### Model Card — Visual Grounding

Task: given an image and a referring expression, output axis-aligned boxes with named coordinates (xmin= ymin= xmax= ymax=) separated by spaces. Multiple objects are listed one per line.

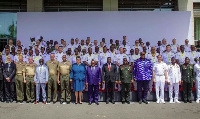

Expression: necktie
xmin=8 ymin=63 xmax=10 ymax=71
xmin=108 ymin=64 xmax=111 ymax=71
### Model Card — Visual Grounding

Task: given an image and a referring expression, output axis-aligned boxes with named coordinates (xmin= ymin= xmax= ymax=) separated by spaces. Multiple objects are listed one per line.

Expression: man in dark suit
xmin=86 ymin=60 xmax=102 ymax=105
xmin=3 ymin=56 xmax=16 ymax=103
xmin=0 ymin=55 xmax=4 ymax=102
xmin=102 ymin=57 xmax=118 ymax=104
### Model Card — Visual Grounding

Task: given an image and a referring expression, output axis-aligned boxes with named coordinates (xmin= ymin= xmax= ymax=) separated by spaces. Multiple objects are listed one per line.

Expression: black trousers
xmin=4 ymin=82 xmax=15 ymax=101
xmin=105 ymin=80 xmax=115 ymax=102
xmin=0 ymin=80 xmax=3 ymax=99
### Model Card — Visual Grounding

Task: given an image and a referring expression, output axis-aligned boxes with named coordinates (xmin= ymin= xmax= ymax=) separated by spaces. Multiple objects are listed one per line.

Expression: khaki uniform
xmin=58 ymin=61 xmax=72 ymax=102
xmin=119 ymin=65 xmax=133 ymax=102
xmin=46 ymin=60 xmax=59 ymax=102
xmin=23 ymin=63 xmax=37 ymax=102
xmin=15 ymin=61 xmax=26 ymax=101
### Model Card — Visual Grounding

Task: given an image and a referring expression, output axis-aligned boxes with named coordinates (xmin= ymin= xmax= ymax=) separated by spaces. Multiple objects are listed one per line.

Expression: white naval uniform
xmin=171 ymin=44 xmax=179 ymax=54
xmin=184 ymin=44 xmax=191 ymax=52
xmin=168 ymin=63 xmax=181 ymax=102
xmin=189 ymin=51 xmax=200 ymax=65
xmin=99 ymin=52 xmax=112 ymax=69
xmin=33 ymin=55 xmax=43 ymax=65
xmin=162 ymin=51 xmax=175 ymax=65
xmin=160 ymin=44 xmax=167 ymax=54
xmin=194 ymin=63 xmax=200 ymax=102
xmin=153 ymin=61 xmax=168 ymax=102
xmin=55 ymin=52 xmax=65 ymax=62
xmin=175 ymin=51 xmax=190 ymax=65
xmin=119 ymin=45 xmax=131 ymax=54
xmin=83 ymin=53 xmax=99 ymax=66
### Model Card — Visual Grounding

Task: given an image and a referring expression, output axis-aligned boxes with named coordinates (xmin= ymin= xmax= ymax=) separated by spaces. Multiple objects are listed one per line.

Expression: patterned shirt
xmin=133 ymin=58 xmax=153 ymax=81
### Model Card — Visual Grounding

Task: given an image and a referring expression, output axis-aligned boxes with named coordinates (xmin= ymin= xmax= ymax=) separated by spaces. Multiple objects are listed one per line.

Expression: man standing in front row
xmin=57 ymin=55 xmax=72 ymax=104
xmin=181 ymin=57 xmax=195 ymax=103
xmin=34 ymin=59 xmax=48 ymax=104
xmin=133 ymin=52 xmax=153 ymax=104
xmin=119 ymin=58 xmax=133 ymax=104
xmin=102 ymin=57 xmax=117 ymax=104
xmin=3 ymin=56 xmax=16 ymax=103
xmin=86 ymin=60 xmax=102 ymax=105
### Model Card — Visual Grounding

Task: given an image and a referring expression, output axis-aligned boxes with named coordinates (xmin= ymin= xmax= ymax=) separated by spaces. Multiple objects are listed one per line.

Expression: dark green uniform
xmin=180 ymin=64 xmax=195 ymax=102
xmin=119 ymin=65 xmax=133 ymax=102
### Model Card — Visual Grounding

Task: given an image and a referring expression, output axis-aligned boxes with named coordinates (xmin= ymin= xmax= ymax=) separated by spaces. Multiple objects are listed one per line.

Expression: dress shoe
xmin=88 ymin=102 xmax=92 ymax=105
xmin=112 ymin=101 xmax=115 ymax=104
xmin=6 ymin=100 xmax=9 ymax=103
xmin=67 ymin=101 xmax=70 ymax=104
xmin=10 ymin=99 xmax=13 ymax=103
xmin=122 ymin=101 xmax=125 ymax=104
xmin=95 ymin=102 xmax=99 ymax=105
xmin=139 ymin=100 xmax=142 ymax=104
xmin=60 ymin=101 xmax=63 ymax=104
xmin=126 ymin=101 xmax=130 ymax=104
xmin=188 ymin=100 xmax=192 ymax=103
xmin=184 ymin=100 xmax=187 ymax=103
xmin=53 ymin=101 xmax=56 ymax=104
xmin=26 ymin=101 xmax=30 ymax=103
xmin=106 ymin=101 xmax=109 ymax=104
xmin=143 ymin=100 xmax=148 ymax=104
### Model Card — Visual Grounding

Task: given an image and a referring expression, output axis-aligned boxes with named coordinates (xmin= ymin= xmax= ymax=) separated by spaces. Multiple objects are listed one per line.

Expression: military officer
xmin=57 ymin=55 xmax=72 ymax=104
xmin=153 ymin=55 xmax=168 ymax=104
xmin=15 ymin=55 xmax=26 ymax=103
xmin=83 ymin=47 xmax=98 ymax=67
xmin=23 ymin=57 xmax=37 ymax=103
xmin=175 ymin=45 xmax=189 ymax=65
xmin=46 ymin=53 xmax=59 ymax=104
xmin=119 ymin=58 xmax=133 ymax=104
xmin=55 ymin=46 xmax=65 ymax=62
xmin=194 ymin=57 xmax=200 ymax=103
xmin=180 ymin=57 xmax=195 ymax=103
xmin=167 ymin=57 xmax=181 ymax=103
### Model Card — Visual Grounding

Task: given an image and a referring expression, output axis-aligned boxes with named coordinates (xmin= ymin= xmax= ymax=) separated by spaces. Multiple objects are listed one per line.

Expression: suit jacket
xmin=0 ymin=62 xmax=4 ymax=80
xmin=34 ymin=65 xmax=49 ymax=83
xmin=86 ymin=66 xmax=102 ymax=85
xmin=102 ymin=63 xmax=117 ymax=83
xmin=3 ymin=62 xmax=16 ymax=82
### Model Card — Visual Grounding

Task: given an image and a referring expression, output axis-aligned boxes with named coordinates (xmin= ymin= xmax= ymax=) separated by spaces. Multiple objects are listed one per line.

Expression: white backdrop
xmin=17 ymin=11 xmax=191 ymax=47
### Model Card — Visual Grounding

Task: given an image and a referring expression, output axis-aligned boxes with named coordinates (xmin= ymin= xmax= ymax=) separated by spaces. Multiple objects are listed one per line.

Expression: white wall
xmin=17 ymin=11 xmax=191 ymax=48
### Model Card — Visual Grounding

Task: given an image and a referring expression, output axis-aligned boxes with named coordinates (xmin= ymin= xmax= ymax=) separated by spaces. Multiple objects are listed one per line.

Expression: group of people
xmin=0 ymin=36 xmax=200 ymax=105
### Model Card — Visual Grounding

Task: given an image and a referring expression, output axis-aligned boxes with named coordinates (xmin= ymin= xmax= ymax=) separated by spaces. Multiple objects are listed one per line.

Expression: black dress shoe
xmin=10 ymin=99 xmax=13 ymax=103
xmin=26 ymin=101 xmax=29 ymax=103
xmin=139 ymin=100 xmax=142 ymax=104
xmin=122 ymin=101 xmax=125 ymax=104
xmin=67 ymin=101 xmax=70 ymax=104
xmin=20 ymin=101 xmax=23 ymax=103
xmin=188 ymin=100 xmax=192 ymax=103
xmin=60 ymin=101 xmax=63 ymax=104
xmin=31 ymin=101 xmax=35 ymax=103
xmin=184 ymin=100 xmax=187 ymax=103
xmin=143 ymin=100 xmax=148 ymax=104
xmin=53 ymin=101 xmax=56 ymax=104
xmin=126 ymin=101 xmax=130 ymax=104
xmin=6 ymin=100 xmax=9 ymax=103
xmin=0 ymin=98 xmax=4 ymax=102
xmin=112 ymin=101 xmax=115 ymax=104
xmin=106 ymin=101 xmax=109 ymax=104
xmin=95 ymin=102 xmax=99 ymax=105
xmin=88 ymin=102 xmax=92 ymax=105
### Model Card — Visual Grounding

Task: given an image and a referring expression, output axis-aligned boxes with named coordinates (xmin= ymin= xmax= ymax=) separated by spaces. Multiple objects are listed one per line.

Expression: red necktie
xmin=108 ymin=64 xmax=111 ymax=71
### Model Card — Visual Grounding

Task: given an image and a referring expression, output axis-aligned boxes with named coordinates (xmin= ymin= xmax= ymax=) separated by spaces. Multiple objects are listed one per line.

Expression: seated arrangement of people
xmin=0 ymin=36 xmax=200 ymax=105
